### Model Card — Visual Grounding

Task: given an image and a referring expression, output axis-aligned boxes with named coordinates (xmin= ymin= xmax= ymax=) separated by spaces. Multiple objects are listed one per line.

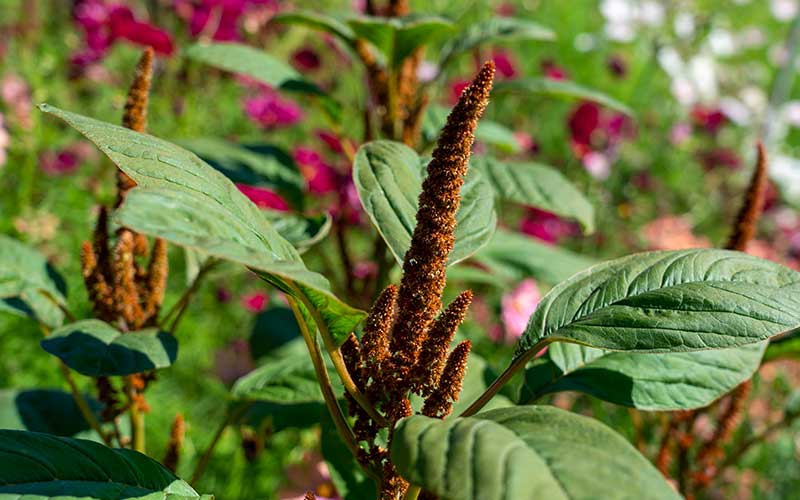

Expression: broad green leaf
xmin=473 ymin=229 xmax=594 ymax=285
xmin=440 ymin=17 xmax=555 ymax=69
xmin=348 ymin=15 xmax=454 ymax=67
xmin=0 ymin=389 xmax=101 ymax=438
xmin=517 ymin=249 xmax=800 ymax=361
xmin=232 ymin=338 xmax=342 ymax=403
xmin=522 ymin=342 xmax=766 ymax=410
xmin=263 ymin=211 xmax=332 ymax=252
xmin=422 ymin=105 xmax=521 ymax=153
xmin=0 ymin=235 xmax=67 ymax=328
xmin=41 ymin=320 xmax=177 ymax=377
xmin=0 ymin=430 xmax=210 ymax=499
xmin=392 ymin=406 xmax=678 ymax=500
xmin=494 ymin=78 xmax=633 ymax=116
xmin=273 ymin=11 xmax=356 ymax=42
xmin=179 ymin=137 xmax=304 ymax=209
xmin=473 ymin=157 xmax=595 ymax=233
xmin=235 ymin=401 xmax=323 ymax=433
xmin=185 ymin=42 xmax=316 ymax=94
xmin=40 ymin=104 xmax=365 ymax=345
xmin=354 ymin=140 xmax=496 ymax=266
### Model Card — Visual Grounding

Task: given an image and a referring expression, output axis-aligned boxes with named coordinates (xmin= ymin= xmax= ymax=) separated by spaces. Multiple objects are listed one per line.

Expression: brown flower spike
xmin=118 ymin=47 xmax=153 ymax=206
xmin=725 ymin=142 xmax=767 ymax=252
xmin=389 ymin=61 xmax=494 ymax=373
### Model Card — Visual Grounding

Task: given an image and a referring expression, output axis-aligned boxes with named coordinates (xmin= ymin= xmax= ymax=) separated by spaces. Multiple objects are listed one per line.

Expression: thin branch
xmin=162 ymin=258 xmax=218 ymax=333
xmin=126 ymin=377 xmax=145 ymax=453
xmin=38 ymin=289 xmax=77 ymax=323
xmin=288 ymin=282 xmax=388 ymax=426
xmin=721 ymin=412 xmax=800 ymax=469
xmin=58 ymin=362 xmax=112 ymax=446
xmin=460 ymin=338 xmax=552 ymax=417
xmin=190 ymin=402 xmax=253 ymax=485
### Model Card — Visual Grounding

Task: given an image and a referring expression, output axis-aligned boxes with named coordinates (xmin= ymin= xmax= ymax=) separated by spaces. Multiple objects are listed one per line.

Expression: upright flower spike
xmin=389 ymin=62 xmax=495 ymax=372
xmin=92 ymin=206 xmax=112 ymax=280
xmin=81 ymin=240 xmax=114 ymax=321
xmin=143 ymin=237 xmax=168 ymax=322
xmin=112 ymin=230 xmax=144 ymax=329
xmin=118 ymin=47 xmax=154 ymax=206
xmin=360 ymin=284 xmax=397 ymax=382
xmin=422 ymin=339 xmax=472 ymax=418
xmin=410 ymin=290 xmax=472 ymax=396
xmin=725 ymin=142 xmax=767 ymax=251
xmin=162 ymin=413 xmax=185 ymax=473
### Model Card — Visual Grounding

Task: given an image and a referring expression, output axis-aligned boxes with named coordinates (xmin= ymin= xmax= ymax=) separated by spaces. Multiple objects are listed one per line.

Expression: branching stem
xmin=190 ymin=402 xmax=252 ymax=485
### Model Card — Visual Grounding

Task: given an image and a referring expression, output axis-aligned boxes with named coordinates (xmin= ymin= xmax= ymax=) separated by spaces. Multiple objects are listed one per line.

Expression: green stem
xmin=59 ymin=362 xmax=112 ymax=446
xmin=286 ymin=298 xmax=363 ymax=461
xmin=127 ymin=378 xmax=145 ymax=453
xmin=190 ymin=403 xmax=252 ymax=485
xmin=287 ymin=282 xmax=388 ymax=427
xmin=460 ymin=338 xmax=552 ymax=417
xmin=162 ymin=259 xmax=218 ymax=333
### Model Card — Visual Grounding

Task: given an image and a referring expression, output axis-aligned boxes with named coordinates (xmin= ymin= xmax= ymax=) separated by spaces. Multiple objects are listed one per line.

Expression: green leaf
xmin=40 ymin=104 xmax=365 ymax=346
xmin=273 ymin=11 xmax=356 ymax=43
xmin=494 ymin=78 xmax=633 ymax=116
xmin=249 ymin=306 xmax=302 ymax=359
xmin=392 ymin=406 xmax=678 ymax=500
xmin=0 ymin=389 xmax=101 ymax=438
xmin=440 ymin=17 xmax=555 ymax=69
xmin=185 ymin=42 xmax=316 ymax=94
xmin=0 ymin=430 xmax=210 ymax=499
xmin=0 ymin=235 xmax=67 ymax=328
xmin=263 ymin=211 xmax=332 ymax=252
xmin=41 ymin=320 xmax=177 ymax=377
xmin=522 ymin=342 xmax=766 ymax=410
xmin=353 ymin=140 xmax=496 ymax=266
xmin=348 ymin=15 xmax=454 ymax=67
xmin=178 ymin=137 xmax=304 ymax=209
xmin=422 ymin=105 xmax=521 ymax=153
xmin=473 ymin=157 xmax=595 ymax=233
xmin=473 ymin=229 xmax=594 ymax=285
xmin=516 ymin=249 xmax=800 ymax=361
xmin=231 ymin=338 xmax=341 ymax=404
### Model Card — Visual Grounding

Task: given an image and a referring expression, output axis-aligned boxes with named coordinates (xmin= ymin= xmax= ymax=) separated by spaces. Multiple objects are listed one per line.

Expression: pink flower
xmin=1 ymin=74 xmax=33 ymax=130
xmin=513 ymin=131 xmax=539 ymax=155
xmin=495 ymin=2 xmax=516 ymax=16
xmin=38 ymin=142 xmax=95 ymax=176
xmin=520 ymin=208 xmax=579 ymax=244
xmin=0 ymin=114 xmax=8 ymax=168
xmin=492 ymin=50 xmax=517 ymax=79
xmin=243 ymin=88 xmax=304 ymax=129
xmin=214 ymin=339 xmax=255 ymax=385
xmin=353 ymin=261 xmax=378 ymax=280
xmin=236 ymin=183 xmax=290 ymax=211
xmin=582 ymin=151 xmax=611 ymax=180
xmin=642 ymin=216 xmax=710 ymax=250
xmin=293 ymin=147 xmax=340 ymax=194
xmin=696 ymin=148 xmax=740 ymax=171
xmin=292 ymin=47 xmax=321 ymax=71
xmin=241 ymin=291 xmax=268 ymax=312
xmin=315 ymin=130 xmax=344 ymax=154
xmin=500 ymin=279 xmax=541 ymax=342
xmin=669 ymin=123 xmax=692 ymax=145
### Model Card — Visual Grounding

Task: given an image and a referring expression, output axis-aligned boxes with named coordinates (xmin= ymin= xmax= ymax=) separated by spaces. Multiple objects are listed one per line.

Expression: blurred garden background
xmin=2 ymin=0 xmax=800 ymax=498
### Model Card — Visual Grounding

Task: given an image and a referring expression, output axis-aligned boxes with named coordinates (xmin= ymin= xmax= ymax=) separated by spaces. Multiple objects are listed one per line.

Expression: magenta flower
xmin=39 ymin=142 xmax=95 ymax=176
xmin=292 ymin=47 xmax=321 ymax=71
xmin=448 ymin=79 xmax=471 ymax=105
xmin=501 ymin=279 xmax=541 ymax=342
xmin=0 ymin=113 xmax=8 ymax=168
xmin=541 ymin=59 xmax=568 ymax=81
xmin=315 ymin=130 xmax=344 ymax=154
xmin=241 ymin=291 xmax=268 ymax=313
xmin=293 ymin=147 xmax=340 ymax=195
xmin=71 ymin=1 xmax=174 ymax=68
xmin=520 ymin=207 xmax=578 ymax=244
xmin=491 ymin=50 xmax=518 ymax=79
xmin=690 ymin=105 xmax=727 ymax=135
xmin=567 ymin=101 xmax=633 ymax=178
xmin=696 ymin=148 xmax=741 ymax=171
xmin=236 ymin=183 xmax=290 ymax=211
xmin=242 ymin=88 xmax=304 ymax=129
xmin=214 ymin=339 xmax=255 ymax=385
xmin=174 ymin=0 xmax=278 ymax=41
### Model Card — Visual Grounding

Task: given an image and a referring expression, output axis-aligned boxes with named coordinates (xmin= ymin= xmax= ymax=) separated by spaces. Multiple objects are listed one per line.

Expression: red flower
xmin=567 ymin=101 xmax=632 ymax=164
xmin=236 ymin=183 xmax=290 ymax=210
xmin=697 ymin=148 xmax=740 ymax=171
xmin=174 ymin=0 xmax=277 ymax=41
xmin=293 ymin=147 xmax=340 ymax=195
xmin=292 ymin=48 xmax=321 ymax=71
xmin=107 ymin=6 xmax=174 ymax=55
xmin=519 ymin=207 xmax=579 ymax=244
xmin=541 ymin=59 xmax=568 ymax=80
xmin=448 ymin=79 xmax=471 ymax=105
xmin=691 ymin=105 xmax=727 ymax=135
xmin=241 ymin=291 xmax=268 ymax=313
xmin=242 ymin=88 xmax=304 ymax=129
xmin=491 ymin=50 xmax=517 ymax=79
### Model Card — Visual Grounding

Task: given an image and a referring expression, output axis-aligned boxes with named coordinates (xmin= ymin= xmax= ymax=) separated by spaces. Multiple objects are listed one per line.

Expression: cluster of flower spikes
xmin=355 ymin=0 xmax=428 ymax=145
xmin=339 ymin=61 xmax=495 ymax=500
xmin=655 ymin=143 xmax=768 ymax=498
xmin=79 ymin=47 xmax=168 ymax=421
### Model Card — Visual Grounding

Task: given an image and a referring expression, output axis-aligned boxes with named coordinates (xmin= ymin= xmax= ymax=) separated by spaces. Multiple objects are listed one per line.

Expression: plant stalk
xmin=190 ymin=402 xmax=252 ymax=485
xmin=58 ymin=362 xmax=112 ymax=446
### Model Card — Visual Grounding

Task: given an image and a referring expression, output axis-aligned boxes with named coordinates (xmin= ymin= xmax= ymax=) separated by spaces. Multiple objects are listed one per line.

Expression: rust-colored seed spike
xmin=92 ymin=206 xmax=112 ymax=280
xmin=725 ymin=142 xmax=768 ymax=251
xmin=143 ymin=238 xmax=168 ymax=322
xmin=360 ymin=285 xmax=397 ymax=381
xmin=162 ymin=413 xmax=185 ymax=473
xmin=411 ymin=290 xmax=472 ymax=397
xmin=341 ymin=333 xmax=365 ymax=390
xmin=81 ymin=240 xmax=114 ymax=320
xmin=390 ymin=62 xmax=494 ymax=369
xmin=422 ymin=340 xmax=472 ymax=418
xmin=118 ymin=47 xmax=154 ymax=206
xmin=112 ymin=230 xmax=144 ymax=329
xmin=304 ymin=492 xmax=317 ymax=500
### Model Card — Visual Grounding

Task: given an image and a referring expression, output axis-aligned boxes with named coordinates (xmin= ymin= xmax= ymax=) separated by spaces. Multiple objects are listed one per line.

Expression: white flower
xmin=771 ymin=0 xmax=799 ymax=21
xmin=674 ymin=12 xmax=695 ymax=39
xmin=583 ymin=151 xmax=611 ymax=180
